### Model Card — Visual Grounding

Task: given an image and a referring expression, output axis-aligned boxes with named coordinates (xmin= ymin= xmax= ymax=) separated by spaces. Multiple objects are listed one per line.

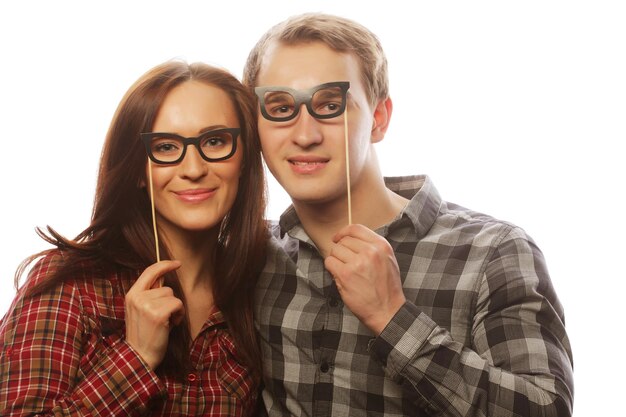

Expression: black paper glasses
xmin=140 ymin=127 xmax=240 ymax=165
xmin=254 ymin=81 xmax=350 ymax=122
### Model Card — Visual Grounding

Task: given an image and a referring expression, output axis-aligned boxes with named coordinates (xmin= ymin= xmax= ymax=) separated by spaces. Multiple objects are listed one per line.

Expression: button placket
xmin=328 ymin=297 xmax=342 ymax=308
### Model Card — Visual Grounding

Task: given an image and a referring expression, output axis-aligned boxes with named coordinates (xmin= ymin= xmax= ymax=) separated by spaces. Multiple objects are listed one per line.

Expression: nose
xmin=179 ymin=145 xmax=209 ymax=180
xmin=291 ymin=104 xmax=323 ymax=148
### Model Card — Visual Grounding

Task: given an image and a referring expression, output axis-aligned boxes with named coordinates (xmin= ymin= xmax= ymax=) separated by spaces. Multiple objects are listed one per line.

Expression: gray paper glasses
xmin=254 ymin=81 xmax=350 ymax=122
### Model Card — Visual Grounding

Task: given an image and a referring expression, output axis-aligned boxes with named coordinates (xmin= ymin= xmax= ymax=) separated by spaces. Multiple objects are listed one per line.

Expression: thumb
xmin=132 ymin=260 xmax=181 ymax=291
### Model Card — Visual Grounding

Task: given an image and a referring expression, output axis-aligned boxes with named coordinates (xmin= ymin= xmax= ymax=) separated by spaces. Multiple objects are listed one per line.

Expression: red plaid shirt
xmin=0 ymin=254 xmax=259 ymax=417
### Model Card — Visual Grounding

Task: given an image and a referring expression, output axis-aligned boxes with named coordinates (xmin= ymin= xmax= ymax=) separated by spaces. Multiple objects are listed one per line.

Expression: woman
xmin=0 ymin=61 xmax=267 ymax=416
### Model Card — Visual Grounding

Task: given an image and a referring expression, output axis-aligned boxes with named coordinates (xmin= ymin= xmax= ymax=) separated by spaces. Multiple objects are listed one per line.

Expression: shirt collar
xmin=277 ymin=175 xmax=442 ymax=239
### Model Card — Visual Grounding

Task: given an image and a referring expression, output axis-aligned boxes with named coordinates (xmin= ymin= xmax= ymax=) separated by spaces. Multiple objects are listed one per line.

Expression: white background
xmin=1 ymin=1 xmax=624 ymax=415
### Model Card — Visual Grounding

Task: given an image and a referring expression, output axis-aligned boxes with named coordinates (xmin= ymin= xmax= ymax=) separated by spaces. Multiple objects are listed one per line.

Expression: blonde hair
xmin=243 ymin=13 xmax=389 ymax=107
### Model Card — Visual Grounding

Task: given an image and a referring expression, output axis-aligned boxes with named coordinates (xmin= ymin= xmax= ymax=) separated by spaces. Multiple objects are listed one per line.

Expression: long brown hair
xmin=15 ymin=61 xmax=267 ymax=380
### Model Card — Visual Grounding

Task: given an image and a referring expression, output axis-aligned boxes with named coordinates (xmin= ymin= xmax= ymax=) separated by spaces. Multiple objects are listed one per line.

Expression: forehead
xmin=257 ymin=41 xmax=363 ymax=91
xmin=153 ymin=81 xmax=238 ymax=131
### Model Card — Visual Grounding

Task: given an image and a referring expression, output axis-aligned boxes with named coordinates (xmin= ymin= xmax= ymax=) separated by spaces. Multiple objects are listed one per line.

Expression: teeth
xmin=292 ymin=161 xmax=322 ymax=165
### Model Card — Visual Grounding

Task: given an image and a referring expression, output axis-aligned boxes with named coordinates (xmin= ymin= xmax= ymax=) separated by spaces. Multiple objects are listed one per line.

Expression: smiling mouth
xmin=289 ymin=161 xmax=327 ymax=166
xmin=175 ymin=188 xmax=215 ymax=195
xmin=287 ymin=158 xmax=329 ymax=174
xmin=173 ymin=188 xmax=217 ymax=202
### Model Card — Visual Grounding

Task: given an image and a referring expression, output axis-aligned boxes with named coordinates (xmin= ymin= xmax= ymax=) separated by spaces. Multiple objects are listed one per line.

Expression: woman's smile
xmin=173 ymin=187 xmax=217 ymax=203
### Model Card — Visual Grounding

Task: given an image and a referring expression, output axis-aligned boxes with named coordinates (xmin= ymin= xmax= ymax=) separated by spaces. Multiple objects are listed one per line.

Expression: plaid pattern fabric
xmin=0 ymin=254 xmax=258 ymax=417
xmin=256 ymin=175 xmax=573 ymax=417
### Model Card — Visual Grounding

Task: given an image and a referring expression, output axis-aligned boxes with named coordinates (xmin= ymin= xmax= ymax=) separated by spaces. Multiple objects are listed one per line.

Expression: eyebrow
xmin=314 ymin=89 xmax=344 ymax=100
xmin=263 ymin=91 xmax=293 ymax=104
xmin=198 ymin=125 xmax=231 ymax=134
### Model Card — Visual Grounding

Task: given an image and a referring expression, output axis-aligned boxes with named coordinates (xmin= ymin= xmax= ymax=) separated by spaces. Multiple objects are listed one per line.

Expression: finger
xmin=141 ymin=286 xmax=176 ymax=300
xmin=130 ymin=260 xmax=181 ymax=292
xmin=160 ymin=297 xmax=185 ymax=327
xmin=169 ymin=301 xmax=186 ymax=326
xmin=332 ymin=224 xmax=376 ymax=243
xmin=327 ymin=240 xmax=358 ymax=264
xmin=332 ymin=235 xmax=372 ymax=255
xmin=136 ymin=294 xmax=184 ymax=326
xmin=324 ymin=256 xmax=346 ymax=289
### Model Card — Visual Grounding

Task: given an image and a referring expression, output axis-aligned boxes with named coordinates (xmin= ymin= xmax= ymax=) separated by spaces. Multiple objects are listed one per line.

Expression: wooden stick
xmin=147 ymin=160 xmax=163 ymax=287
xmin=344 ymin=106 xmax=352 ymax=225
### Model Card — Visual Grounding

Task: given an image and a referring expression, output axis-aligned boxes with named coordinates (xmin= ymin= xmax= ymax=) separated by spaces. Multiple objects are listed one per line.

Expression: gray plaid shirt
xmin=255 ymin=175 xmax=573 ymax=417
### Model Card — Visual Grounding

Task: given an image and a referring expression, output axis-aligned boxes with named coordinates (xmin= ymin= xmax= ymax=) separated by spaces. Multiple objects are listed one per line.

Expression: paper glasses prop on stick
xmin=254 ymin=81 xmax=352 ymax=224
xmin=140 ymin=128 xmax=241 ymax=285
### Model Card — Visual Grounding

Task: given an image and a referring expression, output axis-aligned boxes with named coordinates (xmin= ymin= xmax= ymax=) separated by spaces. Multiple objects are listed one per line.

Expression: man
xmin=243 ymin=13 xmax=573 ymax=416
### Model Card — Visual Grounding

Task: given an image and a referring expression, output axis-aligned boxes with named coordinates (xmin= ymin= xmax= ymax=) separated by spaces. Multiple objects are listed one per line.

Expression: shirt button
xmin=187 ymin=373 xmax=197 ymax=382
xmin=5 ymin=348 xmax=13 ymax=356
xmin=329 ymin=297 xmax=340 ymax=307
xmin=320 ymin=362 xmax=330 ymax=373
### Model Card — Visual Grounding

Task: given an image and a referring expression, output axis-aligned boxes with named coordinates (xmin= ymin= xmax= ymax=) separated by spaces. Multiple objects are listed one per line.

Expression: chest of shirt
xmin=256 ymin=221 xmax=503 ymax=350
xmin=77 ymin=305 xmax=255 ymax=414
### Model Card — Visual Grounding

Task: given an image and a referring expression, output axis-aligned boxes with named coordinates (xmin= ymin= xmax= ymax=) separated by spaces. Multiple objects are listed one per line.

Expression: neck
xmin=158 ymin=225 xmax=219 ymax=340
xmin=293 ymin=164 xmax=408 ymax=257
xmin=159 ymin=225 xmax=218 ymax=295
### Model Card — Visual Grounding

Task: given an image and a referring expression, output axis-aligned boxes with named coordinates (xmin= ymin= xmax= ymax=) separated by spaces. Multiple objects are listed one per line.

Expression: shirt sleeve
xmin=0 ymin=258 xmax=167 ymax=417
xmin=368 ymin=226 xmax=574 ymax=417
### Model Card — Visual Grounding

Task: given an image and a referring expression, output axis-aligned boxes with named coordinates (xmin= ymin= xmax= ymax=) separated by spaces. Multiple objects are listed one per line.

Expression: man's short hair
xmin=243 ymin=13 xmax=389 ymax=107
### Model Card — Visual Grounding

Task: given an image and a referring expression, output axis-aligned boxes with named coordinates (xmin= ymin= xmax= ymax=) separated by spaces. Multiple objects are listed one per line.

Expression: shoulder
xmin=13 ymin=250 xmax=75 ymax=304
xmin=14 ymin=251 xmax=130 ymax=323
xmin=443 ymin=202 xmax=539 ymax=254
xmin=417 ymin=200 xmax=545 ymax=277
xmin=434 ymin=201 xmax=525 ymax=245
xmin=20 ymin=250 xmax=65 ymax=289
xmin=1 ymin=252 xmax=86 ymax=345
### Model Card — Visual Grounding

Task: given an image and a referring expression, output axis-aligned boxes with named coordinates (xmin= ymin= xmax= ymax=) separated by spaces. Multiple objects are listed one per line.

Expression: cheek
xmin=220 ymin=168 xmax=242 ymax=209
xmin=258 ymin=118 xmax=282 ymax=148
xmin=148 ymin=164 xmax=163 ymax=188
xmin=259 ymin=137 xmax=277 ymax=160
xmin=220 ymin=155 xmax=244 ymax=190
xmin=146 ymin=163 xmax=176 ymax=198
xmin=259 ymin=134 xmax=282 ymax=168
xmin=223 ymin=166 xmax=242 ymax=189
xmin=347 ymin=119 xmax=373 ymax=151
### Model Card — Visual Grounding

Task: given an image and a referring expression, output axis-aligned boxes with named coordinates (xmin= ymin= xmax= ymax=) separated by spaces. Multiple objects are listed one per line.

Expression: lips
xmin=288 ymin=156 xmax=329 ymax=174
xmin=173 ymin=188 xmax=216 ymax=202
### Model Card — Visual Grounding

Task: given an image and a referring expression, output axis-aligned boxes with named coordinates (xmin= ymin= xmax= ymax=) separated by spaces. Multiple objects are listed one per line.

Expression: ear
xmin=370 ymin=97 xmax=393 ymax=144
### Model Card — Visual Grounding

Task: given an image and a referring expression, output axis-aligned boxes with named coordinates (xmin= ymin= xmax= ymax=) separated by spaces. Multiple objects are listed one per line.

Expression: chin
xmin=286 ymin=186 xmax=343 ymax=205
xmin=175 ymin=217 xmax=223 ymax=233
xmin=192 ymin=219 xmax=223 ymax=230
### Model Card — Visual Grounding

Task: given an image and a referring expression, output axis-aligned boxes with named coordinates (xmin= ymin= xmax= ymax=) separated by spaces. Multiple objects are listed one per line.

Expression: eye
xmin=312 ymin=86 xmax=345 ymax=116
xmin=269 ymin=104 xmax=295 ymax=115
xmin=263 ymin=92 xmax=296 ymax=118
xmin=152 ymin=140 xmax=180 ymax=154
xmin=203 ymin=136 xmax=226 ymax=147
xmin=200 ymin=132 xmax=233 ymax=156
xmin=314 ymin=100 xmax=343 ymax=115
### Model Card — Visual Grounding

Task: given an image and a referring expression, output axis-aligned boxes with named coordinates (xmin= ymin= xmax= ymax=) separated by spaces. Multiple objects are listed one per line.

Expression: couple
xmin=0 ymin=13 xmax=574 ymax=417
